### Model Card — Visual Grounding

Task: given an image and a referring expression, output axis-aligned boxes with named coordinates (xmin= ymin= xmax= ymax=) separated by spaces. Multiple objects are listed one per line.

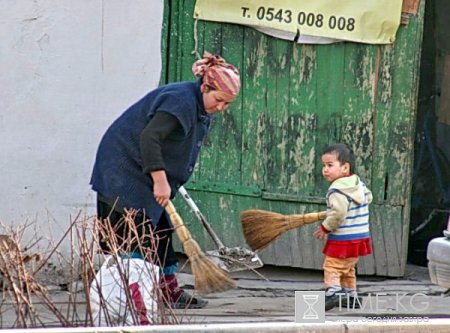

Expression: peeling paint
xmin=299 ymin=45 xmax=315 ymax=84
xmin=380 ymin=46 xmax=394 ymax=104
xmin=219 ymin=196 xmax=228 ymax=210
xmin=246 ymin=35 xmax=266 ymax=83
xmin=169 ymin=0 xmax=426 ymax=275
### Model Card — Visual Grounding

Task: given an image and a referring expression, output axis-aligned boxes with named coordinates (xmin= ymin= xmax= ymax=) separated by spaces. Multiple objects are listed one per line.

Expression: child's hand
xmin=313 ymin=226 xmax=327 ymax=240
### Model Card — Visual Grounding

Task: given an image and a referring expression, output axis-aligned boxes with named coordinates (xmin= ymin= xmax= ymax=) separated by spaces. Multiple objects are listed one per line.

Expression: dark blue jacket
xmin=90 ymin=80 xmax=213 ymax=225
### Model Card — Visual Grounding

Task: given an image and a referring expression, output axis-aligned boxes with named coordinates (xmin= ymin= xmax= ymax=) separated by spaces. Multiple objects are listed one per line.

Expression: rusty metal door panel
xmin=163 ymin=0 xmax=425 ymax=276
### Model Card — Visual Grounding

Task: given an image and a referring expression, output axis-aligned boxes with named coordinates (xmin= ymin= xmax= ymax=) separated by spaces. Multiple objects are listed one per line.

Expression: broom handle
xmin=288 ymin=211 xmax=327 ymax=225
xmin=178 ymin=186 xmax=225 ymax=249
xmin=165 ymin=201 xmax=193 ymax=244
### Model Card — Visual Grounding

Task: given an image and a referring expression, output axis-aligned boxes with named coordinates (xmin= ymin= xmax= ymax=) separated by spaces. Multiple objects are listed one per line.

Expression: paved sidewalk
xmin=175 ymin=263 xmax=450 ymax=323
xmin=2 ymin=320 xmax=450 ymax=333
xmin=0 ymin=262 xmax=448 ymax=328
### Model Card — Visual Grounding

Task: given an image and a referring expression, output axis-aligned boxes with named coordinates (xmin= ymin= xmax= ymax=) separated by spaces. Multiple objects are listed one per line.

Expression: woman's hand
xmin=151 ymin=170 xmax=171 ymax=207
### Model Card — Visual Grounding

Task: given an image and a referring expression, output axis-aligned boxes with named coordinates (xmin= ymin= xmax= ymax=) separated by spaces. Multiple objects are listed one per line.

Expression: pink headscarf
xmin=192 ymin=51 xmax=241 ymax=97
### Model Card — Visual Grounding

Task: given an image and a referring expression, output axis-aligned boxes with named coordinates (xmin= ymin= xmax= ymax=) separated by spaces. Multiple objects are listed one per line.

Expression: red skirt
xmin=323 ymin=237 xmax=372 ymax=258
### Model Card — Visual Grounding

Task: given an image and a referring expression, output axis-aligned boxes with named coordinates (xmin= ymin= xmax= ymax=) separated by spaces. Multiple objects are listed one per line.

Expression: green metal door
xmin=161 ymin=0 xmax=425 ymax=276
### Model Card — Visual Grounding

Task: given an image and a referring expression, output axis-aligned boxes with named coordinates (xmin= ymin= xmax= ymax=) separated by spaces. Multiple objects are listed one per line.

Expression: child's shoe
xmin=341 ymin=295 xmax=363 ymax=309
xmin=324 ymin=287 xmax=343 ymax=311
xmin=341 ymin=288 xmax=362 ymax=309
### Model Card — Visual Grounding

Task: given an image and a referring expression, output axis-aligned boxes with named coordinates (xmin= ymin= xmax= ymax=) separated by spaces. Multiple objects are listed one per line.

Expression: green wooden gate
xmin=161 ymin=0 xmax=426 ymax=276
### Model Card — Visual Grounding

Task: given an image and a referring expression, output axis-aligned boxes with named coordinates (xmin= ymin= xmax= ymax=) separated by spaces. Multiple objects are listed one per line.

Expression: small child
xmin=313 ymin=143 xmax=373 ymax=311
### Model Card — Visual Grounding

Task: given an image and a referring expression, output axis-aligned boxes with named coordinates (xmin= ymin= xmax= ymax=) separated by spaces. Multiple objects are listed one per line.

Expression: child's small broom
xmin=240 ymin=209 xmax=327 ymax=251
xmin=165 ymin=201 xmax=236 ymax=295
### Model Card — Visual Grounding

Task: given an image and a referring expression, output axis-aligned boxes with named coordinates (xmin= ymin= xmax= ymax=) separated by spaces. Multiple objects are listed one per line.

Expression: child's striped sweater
xmin=320 ymin=174 xmax=373 ymax=258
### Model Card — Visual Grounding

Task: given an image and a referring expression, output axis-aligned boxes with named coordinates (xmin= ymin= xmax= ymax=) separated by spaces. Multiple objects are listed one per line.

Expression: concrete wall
xmin=0 ymin=1 xmax=163 ymax=253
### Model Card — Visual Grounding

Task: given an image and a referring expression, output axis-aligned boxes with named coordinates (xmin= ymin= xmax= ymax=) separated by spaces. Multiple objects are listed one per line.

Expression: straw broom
xmin=165 ymin=201 xmax=236 ymax=295
xmin=240 ymin=209 xmax=327 ymax=251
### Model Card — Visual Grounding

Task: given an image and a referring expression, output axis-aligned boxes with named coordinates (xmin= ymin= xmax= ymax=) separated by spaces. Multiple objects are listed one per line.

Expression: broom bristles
xmin=183 ymin=239 xmax=236 ymax=295
xmin=240 ymin=209 xmax=327 ymax=251
xmin=166 ymin=201 xmax=236 ymax=295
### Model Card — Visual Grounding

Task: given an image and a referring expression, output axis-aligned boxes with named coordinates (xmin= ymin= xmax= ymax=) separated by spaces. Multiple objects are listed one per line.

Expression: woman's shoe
xmin=167 ymin=290 xmax=208 ymax=309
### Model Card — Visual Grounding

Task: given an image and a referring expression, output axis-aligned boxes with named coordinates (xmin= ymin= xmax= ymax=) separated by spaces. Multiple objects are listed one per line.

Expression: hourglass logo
xmin=295 ymin=291 xmax=325 ymax=323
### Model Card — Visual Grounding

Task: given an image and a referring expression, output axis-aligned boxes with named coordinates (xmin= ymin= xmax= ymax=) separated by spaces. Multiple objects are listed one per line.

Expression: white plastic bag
xmin=90 ymin=255 xmax=159 ymax=326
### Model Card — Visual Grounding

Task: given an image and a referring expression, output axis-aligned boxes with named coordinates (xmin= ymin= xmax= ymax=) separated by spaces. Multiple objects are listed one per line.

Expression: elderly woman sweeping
xmin=90 ymin=52 xmax=240 ymax=309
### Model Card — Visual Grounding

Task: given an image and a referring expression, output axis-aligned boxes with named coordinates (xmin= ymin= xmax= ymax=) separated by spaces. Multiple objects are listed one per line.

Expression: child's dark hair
xmin=322 ymin=143 xmax=355 ymax=173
